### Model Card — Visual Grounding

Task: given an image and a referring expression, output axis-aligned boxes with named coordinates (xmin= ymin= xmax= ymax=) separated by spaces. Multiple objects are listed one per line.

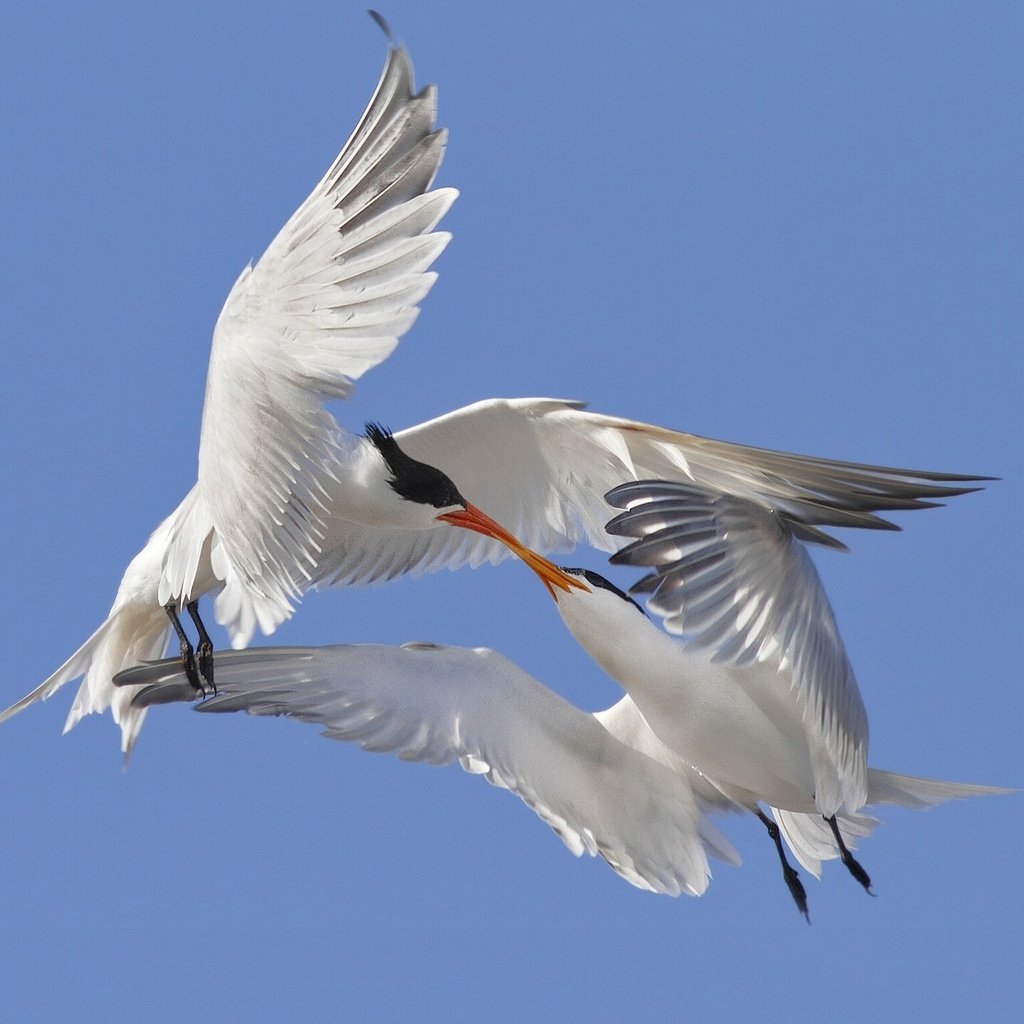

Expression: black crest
xmin=561 ymin=567 xmax=647 ymax=617
xmin=365 ymin=423 xmax=467 ymax=509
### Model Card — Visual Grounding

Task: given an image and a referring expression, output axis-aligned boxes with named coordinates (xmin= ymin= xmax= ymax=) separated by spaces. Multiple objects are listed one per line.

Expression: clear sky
xmin=2 ymin=2 xmax=1020 ymax=1021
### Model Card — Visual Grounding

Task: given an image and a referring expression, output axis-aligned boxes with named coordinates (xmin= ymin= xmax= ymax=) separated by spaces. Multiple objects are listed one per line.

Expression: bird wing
xmin=594 ymin=696 xmax=743 ymax=867
xmin=605 ymin=478 xmax=870 ymax=814
xmin=116 ymin=643 xmax=721 ymax=896
xmin=312 ymin=397 xmax=985 ymax=588
xmin=168 ymin=46 xmax=457 ymax=618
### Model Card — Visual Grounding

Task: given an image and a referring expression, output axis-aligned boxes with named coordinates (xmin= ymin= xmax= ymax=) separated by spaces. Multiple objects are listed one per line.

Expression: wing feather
xmin=311 ymin=398 xmax=986 ymax=592
xmin=189 ymin=46 xmax=456 ymax=620
xmin=606 ymin=479 xmax=869 ymax=814
xmin=116 ymin=644 xmax=723 ymax=896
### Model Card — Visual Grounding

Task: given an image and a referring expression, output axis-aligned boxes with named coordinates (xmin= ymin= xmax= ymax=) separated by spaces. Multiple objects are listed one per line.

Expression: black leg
xmin=186 ymin=600 xmax=215 ymax=693
xmin=757 ymin=809 xmax=809 ymax=922
xmin=165 ymin=603 xmax=203 ymax=693
xmin=825 ymin=815 xmax=873 ymax=894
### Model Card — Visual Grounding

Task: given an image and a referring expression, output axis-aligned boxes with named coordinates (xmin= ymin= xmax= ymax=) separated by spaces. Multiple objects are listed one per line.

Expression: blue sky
xmin=1 ymin=2 xmax=1020 ymax=1021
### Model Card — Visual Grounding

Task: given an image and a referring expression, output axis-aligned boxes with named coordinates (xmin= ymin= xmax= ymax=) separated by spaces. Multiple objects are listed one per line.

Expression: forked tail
xmin=772 ymin=767 xmax=1010 ymax=877
xmin=865 ymin=768 xmax=1010 ymax=808
xmin=0 ymin=601 xmax=171 ymax=755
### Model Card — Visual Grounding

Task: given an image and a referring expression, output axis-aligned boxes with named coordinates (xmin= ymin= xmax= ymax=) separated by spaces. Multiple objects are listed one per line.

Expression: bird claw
xmin=843 ymin=855 xmax=874 ymax=896
xmin=178 ymin=640 xmax=216 ymax=698
xmin=167 ymin=601 xmax=217 ymax=698
xmin=783 ymin=866 xmax=810 ymax=923
xmin=196 ymin=640 xmax=216 ymax=697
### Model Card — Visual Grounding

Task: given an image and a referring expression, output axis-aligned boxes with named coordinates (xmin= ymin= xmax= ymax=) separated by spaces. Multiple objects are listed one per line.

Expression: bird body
xmin=554 ymin=577 xmax=863 ymax=817
xmin=115 ymin=638 xmax=1004 ymax=902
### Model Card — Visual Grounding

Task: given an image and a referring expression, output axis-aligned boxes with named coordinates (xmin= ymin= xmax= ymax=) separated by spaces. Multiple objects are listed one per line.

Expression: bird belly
xmin=626 ymin=654 xmax=821 ymax=812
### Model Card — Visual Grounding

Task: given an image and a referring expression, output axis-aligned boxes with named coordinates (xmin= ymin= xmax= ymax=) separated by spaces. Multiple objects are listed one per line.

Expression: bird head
xmin=365 ymin=422 xmax=468 ymax=512
xmin=365 ymin=423 xmax=586 ymax=599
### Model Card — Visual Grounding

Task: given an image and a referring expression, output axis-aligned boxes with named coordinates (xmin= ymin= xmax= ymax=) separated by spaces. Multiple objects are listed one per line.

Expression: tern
xmin=0 ymin=41 xmax=574 ymax=752
xmin=518 ymin=483 xmax=1007 ymax=915
xmin=116 ymin=641 xmax=739 ymax=898
xmin=114 ymin=584 xmax=1002 ymax=910
xmin=0 ymin=33 xmax=988 ymax=761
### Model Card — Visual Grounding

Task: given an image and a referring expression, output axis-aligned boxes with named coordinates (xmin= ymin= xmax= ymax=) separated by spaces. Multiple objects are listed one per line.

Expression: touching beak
xmin=437 ymin=504 xmax=591 ymax=601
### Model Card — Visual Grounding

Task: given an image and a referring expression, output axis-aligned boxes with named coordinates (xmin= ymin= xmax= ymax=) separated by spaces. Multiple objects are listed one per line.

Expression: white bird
xmin=0 ymin=42 xmax=571 ymax=752
xmin=0 ymin=33 xmax=988 ymax=761
xmin=113 ymin=592 xmax=1003 ymax=911
xmin=522 ymin=480 xmax=1008 ymax=915
xmin=116 ymin=640 xmax=740 ymax=898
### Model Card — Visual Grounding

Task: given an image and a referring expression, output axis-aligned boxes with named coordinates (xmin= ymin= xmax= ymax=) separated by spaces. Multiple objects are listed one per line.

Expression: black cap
xmin=366 ymin=423 xmax=468 ymax=510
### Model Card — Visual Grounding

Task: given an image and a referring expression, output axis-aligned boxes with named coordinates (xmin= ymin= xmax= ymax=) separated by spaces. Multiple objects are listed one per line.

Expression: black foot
xmin=781 ymin=861 xmax=809 ymax=921
xmin=195 ymin=640 xmax=214 ymax=693
xmin=825 ymin=815 xmax=874 ymax=895
xmin=181 ymin=643 xmax=202 ymax=691
xmin=758 ymin=810 xmax=810 ymax=922
xmin=186 ymin=600 xmax=216 ymax=695
xmin=165 ymin=603 xmax=213 ymax=696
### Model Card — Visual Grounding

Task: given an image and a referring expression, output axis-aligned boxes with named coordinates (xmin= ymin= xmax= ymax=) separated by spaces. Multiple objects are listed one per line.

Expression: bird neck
xmin=556 ymin=590 xmax=688 ymax=707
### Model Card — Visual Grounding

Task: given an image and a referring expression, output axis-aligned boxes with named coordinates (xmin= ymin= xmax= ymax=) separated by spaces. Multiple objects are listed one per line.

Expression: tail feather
xmin=0 ymin=616 xmax=120 ymax=723
xmin=866 ymin=767 xmax=1012 ymax=809
xmin=1 ymin=602 xmax=171 ymax=755
xmin=773 ymin=767 xmax=1010 ymax=877
xmin=772 ymin=808 xmax=878 ymax=878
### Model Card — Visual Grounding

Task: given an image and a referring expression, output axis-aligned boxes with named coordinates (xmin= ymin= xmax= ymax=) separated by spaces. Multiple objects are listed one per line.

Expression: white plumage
xmin=0 ymin=37 xmax=985 ymax=768
xmin=0 ymin=45 xmax=457 ymax=750
xmin=117 ymin=643 xmax=737 ymax=897
xmin=116 ymin=637 xmax=1003 ymax=905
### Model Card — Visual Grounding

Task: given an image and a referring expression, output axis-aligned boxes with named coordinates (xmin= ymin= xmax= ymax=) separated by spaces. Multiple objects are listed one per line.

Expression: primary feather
xmin=119 ymin=644 xmax=737 ymax=896
xmin=117 ymin=644 xmax=1006 ymax=900
xmin=0 ymin=44 xmax=456 ymax=752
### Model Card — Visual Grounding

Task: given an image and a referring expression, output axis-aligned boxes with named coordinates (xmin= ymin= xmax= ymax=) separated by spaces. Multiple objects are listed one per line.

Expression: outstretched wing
xmin=311 ymin=397 xmax=987 ymax=589
xmin=606 ymin=478 xmax=869 ymax=814
xmin=164 ymin=46 xmax=457 ymax=620
xmin=117 ymin=643 xmax=724 ymax=896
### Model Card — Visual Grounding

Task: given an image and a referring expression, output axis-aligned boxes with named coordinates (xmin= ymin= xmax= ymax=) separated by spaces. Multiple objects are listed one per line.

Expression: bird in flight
xmin=115 ymin=556 xmax=1004 ymax=913
xmin=1 ymin=33 xmax=988 ymax=772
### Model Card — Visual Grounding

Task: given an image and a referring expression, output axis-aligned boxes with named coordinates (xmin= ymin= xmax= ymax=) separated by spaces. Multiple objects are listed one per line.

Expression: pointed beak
xmin=436 ymin=503 xmax=591 ymax=601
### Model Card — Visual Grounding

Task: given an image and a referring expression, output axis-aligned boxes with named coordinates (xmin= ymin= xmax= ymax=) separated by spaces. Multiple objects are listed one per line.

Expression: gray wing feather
xmin=190 ymin=46 xmax=457 ymax=624
xmin=607 ymin=478 xmax=869 ymax=814
xmin=311 ymin=398 xmax=988 ymax=592
xmin=116 ymin=644 xmax=723 ymax=896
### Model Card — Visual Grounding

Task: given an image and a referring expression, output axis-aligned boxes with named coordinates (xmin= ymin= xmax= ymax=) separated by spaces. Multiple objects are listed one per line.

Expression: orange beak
xmin=437 ymin=503 xmax=591 ymax=601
